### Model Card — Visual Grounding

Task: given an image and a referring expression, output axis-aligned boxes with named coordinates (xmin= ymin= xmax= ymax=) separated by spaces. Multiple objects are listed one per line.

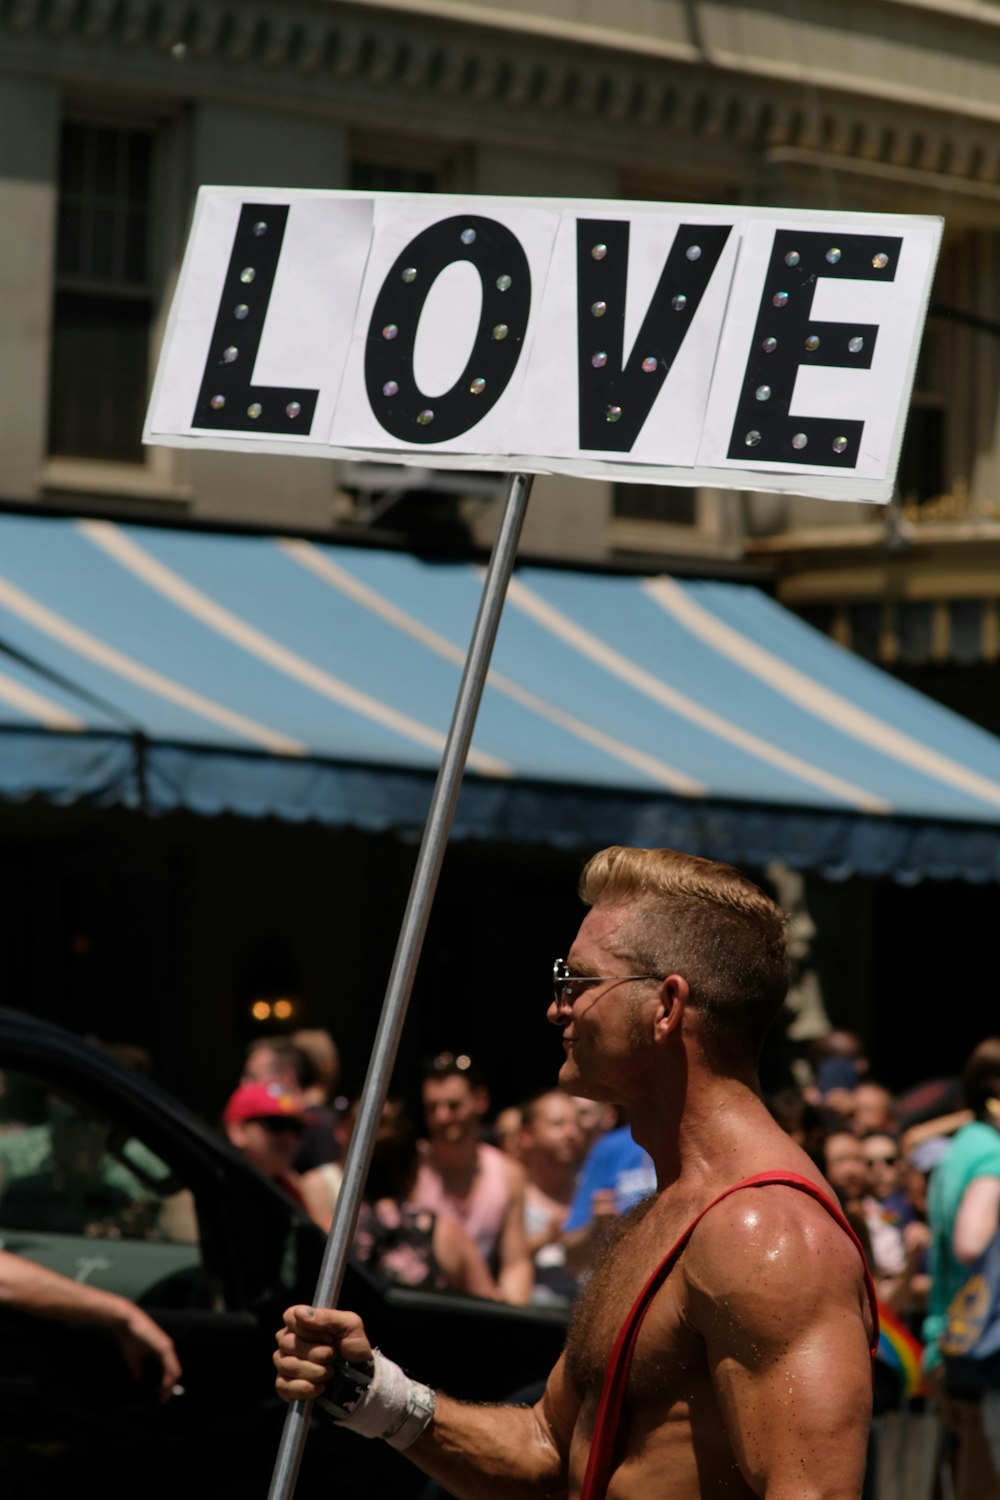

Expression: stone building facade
xmin=3 ymin=0 xmax=1000 ymax=1099
xmin=3 ymin=0 xmax=1000 ymax=621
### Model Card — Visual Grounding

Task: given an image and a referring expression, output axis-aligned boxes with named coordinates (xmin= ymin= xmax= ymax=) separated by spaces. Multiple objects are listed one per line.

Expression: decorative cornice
xmin=2 ymin=0 xmax=1000 ymax=194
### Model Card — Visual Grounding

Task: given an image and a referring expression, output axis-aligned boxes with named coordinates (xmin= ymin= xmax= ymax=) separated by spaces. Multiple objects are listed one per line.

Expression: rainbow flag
xmin=876 ymin=1301 xmax=926 ymax=1397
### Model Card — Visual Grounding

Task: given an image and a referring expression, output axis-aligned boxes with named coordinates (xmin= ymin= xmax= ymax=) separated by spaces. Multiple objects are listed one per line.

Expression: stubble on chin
xmin=557 ymin=1056 xmax=579 ymax=1091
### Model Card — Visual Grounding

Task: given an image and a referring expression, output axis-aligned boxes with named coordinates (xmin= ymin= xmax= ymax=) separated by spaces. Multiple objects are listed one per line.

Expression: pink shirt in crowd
xmin=412 ymin=1140 xmax=510 ymax=1264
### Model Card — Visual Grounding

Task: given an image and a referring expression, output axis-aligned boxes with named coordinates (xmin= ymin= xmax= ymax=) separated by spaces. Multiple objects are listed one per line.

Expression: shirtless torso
xmin=275 ymin=1119 xmax=875 ymax=1500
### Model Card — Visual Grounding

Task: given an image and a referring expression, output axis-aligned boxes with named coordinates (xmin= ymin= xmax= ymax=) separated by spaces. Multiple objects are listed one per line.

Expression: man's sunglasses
xmin=552 ymin=957 xmax=663 ymax=1007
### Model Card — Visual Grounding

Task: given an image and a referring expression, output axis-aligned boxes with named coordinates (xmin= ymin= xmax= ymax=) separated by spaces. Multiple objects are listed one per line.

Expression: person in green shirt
xmin=924 ymin=1036 xmax=1000 ymax=1500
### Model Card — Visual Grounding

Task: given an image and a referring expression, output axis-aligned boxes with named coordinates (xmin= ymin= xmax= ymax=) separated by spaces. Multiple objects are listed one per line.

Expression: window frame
xmin=40 ymin=107 xmax=190 ymax=503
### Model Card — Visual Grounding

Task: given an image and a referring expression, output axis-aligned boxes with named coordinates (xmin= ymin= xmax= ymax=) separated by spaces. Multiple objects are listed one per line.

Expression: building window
xmin=613 ymin=483 xmax=697 ymax=527
xmin=897 ymin=320 xmax=946 ymax=507
xmin=892 ymin=318 xmax=946 ymax=507
xmin=348 ymin=128 xmax=470 ymax=198
xmin=896 ymin=401 xmax=946 ymax=507
xmin=349 ymin=160 xmax=440 ymax=194
xmin=48 ymin=121 xmax=154 ymax=464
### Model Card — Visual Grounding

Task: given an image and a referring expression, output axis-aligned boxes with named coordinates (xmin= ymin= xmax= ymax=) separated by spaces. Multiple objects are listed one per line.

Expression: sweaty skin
xmin=277 ymin=1147 xmax=873 ymax=1500
xmin=275 ymin=897 xmax=874 ymax=1499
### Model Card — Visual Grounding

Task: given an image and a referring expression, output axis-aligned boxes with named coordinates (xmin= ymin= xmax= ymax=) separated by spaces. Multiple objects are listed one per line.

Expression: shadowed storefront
xmin=0 ymin=507 xmax=998 ymax=1110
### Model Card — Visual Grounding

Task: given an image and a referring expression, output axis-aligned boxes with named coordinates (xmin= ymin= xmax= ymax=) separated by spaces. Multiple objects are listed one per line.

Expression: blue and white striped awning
xmin=1 ymin=509 xmax=1000 ymax=882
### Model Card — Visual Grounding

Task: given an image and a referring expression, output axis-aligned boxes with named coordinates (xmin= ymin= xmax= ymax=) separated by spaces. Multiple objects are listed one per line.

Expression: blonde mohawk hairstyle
xmin=579 ymin=846 xmax=790 ymax=1065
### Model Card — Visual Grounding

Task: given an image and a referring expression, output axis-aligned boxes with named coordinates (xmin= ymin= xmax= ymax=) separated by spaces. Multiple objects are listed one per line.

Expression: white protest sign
xmin=144 ymin=188 xmax=943 ymax=503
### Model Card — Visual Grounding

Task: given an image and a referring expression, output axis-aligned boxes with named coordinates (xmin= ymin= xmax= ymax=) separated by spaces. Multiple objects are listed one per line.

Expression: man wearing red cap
xmin=222 ymin=1081 xmax=310 ymax=1209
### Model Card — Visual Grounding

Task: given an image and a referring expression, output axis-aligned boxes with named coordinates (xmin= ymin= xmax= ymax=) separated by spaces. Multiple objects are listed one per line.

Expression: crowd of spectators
xmin=218 ymin=1026 xmax=1000 ymax=1496
xmin=754 ymin=1031 xmax=1000 ymax=1500
xmin=215 ymin=1025 xmax=967 ymax=1327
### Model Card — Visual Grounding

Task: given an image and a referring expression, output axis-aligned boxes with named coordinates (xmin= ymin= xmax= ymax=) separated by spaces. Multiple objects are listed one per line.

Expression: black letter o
xmin=365 ymin=215 xmax=531 ymax=445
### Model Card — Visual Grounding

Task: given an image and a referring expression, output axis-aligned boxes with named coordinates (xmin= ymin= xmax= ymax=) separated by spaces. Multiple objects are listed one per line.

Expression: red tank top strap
xmin=578 ymin=1170 xmax=879 ymax=1500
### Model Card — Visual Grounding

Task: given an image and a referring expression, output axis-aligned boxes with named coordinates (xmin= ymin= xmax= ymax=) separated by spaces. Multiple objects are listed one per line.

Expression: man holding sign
xmin=275 ymin=845 xmax=877 ymax=1499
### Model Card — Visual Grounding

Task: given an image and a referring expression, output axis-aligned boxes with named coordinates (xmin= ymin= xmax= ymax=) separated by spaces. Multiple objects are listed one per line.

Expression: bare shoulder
xmin=666 ymin=1182 xmax=873 ymax=1499
xmin=683 ymin=1183 xmax=871 ymax=1350
xmin=498 ymin=1150 xmax=528 ymax=1194
xmin=687 ymin=1180 xmax=866 ymax=1284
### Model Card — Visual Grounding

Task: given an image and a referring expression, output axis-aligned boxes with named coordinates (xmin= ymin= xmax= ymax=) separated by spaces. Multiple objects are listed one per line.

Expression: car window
xmin=0 ymin=1068 xmax=202 ymax=1303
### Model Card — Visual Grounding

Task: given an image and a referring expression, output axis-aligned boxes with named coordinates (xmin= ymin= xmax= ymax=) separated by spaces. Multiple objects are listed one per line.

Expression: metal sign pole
xmin=267 ymin=471 xmax=533 ymax=1500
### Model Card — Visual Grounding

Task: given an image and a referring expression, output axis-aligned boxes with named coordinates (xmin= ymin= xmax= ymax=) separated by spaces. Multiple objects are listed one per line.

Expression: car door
xmin=0 ymin=1010 xmax=570 ymax=1500
xmin=0 ymin=1010 xmax=352 ymax=1498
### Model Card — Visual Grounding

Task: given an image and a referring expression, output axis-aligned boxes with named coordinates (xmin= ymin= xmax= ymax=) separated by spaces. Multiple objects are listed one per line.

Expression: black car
xmin=0 ymin=1010 xmax=569 ymax=1500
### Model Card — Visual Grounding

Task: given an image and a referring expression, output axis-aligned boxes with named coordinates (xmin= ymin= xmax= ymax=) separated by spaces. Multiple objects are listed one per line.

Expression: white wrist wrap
xmin=318 ymin=1350 xmax=437 ymax=1451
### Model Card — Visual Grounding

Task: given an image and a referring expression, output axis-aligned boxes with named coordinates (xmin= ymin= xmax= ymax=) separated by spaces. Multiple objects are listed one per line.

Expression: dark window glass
xmin=49 ymin=122 xmax=153 ymax=463
xmin=126 ymin=132 xmax=150 ymax=200
xmin=897 ymin=404 xmax=945 ymax=506
xmin=850 ymin=604 xmax=883 ymax=661
xmin=898 ymin=602 xmax=934 ymax=666
xmin=59 ymin=125 xmax=86 ymax=193
xmin=94 ymin=128 xmax=118 ymax=198
xmin=797 ymin=606 xmax=835 ymax=638
xmin=56 ymin=124 xmax=151 ymax=286
xmin=124 ymin=210 xmax=147 ymax=280
xmin=951 ymin=600 xmax=983 ymax=666
xmin=91 ymin=206 xmax=116 ymax=280
xmin=49 ymin=293 xmax=149 ymax=463
xmin=350 ymin=161 xmax=439 ymax=194
xmin=56 ymin=203 xmax=82 ymax=271
xmin=613 ymin=483 xmax=696 ymax=526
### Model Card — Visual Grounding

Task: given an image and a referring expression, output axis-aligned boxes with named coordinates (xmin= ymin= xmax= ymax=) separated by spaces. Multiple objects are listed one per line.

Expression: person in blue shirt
xmin=561 ymin=1122 xmax=656 ymax=1278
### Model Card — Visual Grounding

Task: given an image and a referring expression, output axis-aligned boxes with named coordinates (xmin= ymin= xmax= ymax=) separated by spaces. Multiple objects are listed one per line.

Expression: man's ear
xmin=472 ymin=1084 xmax=490 ymax=1116
xmin=656 ymin=974 xmax=689 ymax=1041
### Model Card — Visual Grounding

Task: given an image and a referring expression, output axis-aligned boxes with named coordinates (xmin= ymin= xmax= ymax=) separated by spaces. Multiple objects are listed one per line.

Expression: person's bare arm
xmin=274 ymin=1304 xmax=577 ymax=1499
xmin=413 ymin=1354 xmax=576 ymax=1500
xmin=877 ymin=1219 xmax=931 ymax=1314
xmin=900 ymin=1112 xmax=972 ymax=1156
xmin=525 ymin=1209 xmax=566 ymax=1261
xmin=0 ymin=1249 xmax=181 ymax=1401
xmin=954 ymin=1175 xmax=1000 ymax=1264
xmin=562 ymin=1190 xmax=618 ymax=1277
xmin=686 ymin=1188 xmax=874 ymax=1499
xmin=497 ymin=1161 xmax=534 ymax=1306
xmin=298 ymin=1165 xmax=341 ymax=1233
xmin=433 ymin=1214 xmax=502 ymax=1299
